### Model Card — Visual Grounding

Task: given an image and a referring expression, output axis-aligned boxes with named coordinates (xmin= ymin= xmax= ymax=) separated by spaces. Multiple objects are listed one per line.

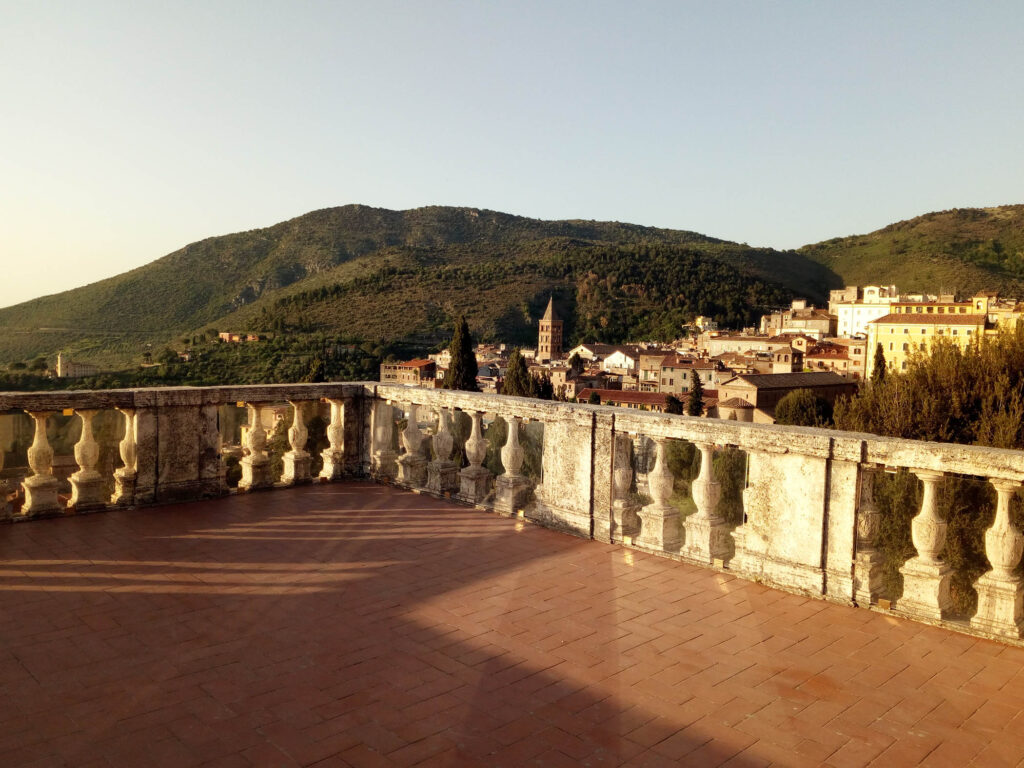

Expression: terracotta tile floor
xmin=2 ymin=482 xmax=1024 ymax=767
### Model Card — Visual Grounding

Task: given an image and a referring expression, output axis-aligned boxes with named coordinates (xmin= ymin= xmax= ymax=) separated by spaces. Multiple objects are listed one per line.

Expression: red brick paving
xmin=1 ymin=482 xmax=1024 ymax=767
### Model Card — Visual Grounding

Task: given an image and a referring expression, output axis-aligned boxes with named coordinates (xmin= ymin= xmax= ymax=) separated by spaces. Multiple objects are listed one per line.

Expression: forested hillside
xmin=0 ymin=205 xmax=833 ymax=366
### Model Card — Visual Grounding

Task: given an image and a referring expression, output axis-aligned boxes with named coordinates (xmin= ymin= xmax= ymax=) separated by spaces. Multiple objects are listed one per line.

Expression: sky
xmin=1 ymin=1 xmax=1022 ymax=310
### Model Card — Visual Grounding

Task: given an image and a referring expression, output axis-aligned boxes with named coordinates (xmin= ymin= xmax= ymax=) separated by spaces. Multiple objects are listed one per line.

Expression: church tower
xmin=538 ymin=297 xmax=563 ymax=361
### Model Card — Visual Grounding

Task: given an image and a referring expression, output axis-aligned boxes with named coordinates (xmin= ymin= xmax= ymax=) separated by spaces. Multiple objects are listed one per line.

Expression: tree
xmin=29 ymin=357 xmax=48 ymax=371
xmin=686 ymin=370 xmax=705 ymax=416
xmin=775 ymin=388 xmax=833 ymax=427
xmin=503 ymin=348 xmax=533 ymax=397
xmin=664 ymin=394 xmax=684 ymax=415
xmin=872 ymin=343 xmax=887 ymax=381
xmin=587 ymin=391 xmax=602 ymax=405
xmin=568 ymin=352 xmax=585 ymax=376
xmin=442 ymin=315 xmax=479 ymax=391
xmin=534 ymin=373 xmax=554 ymax=400
xmin=304 ymin=356 xmax=327 ymax=383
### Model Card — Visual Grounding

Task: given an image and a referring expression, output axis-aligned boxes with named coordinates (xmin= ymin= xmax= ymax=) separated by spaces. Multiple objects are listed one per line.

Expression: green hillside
xmin=0 ymin=205 xmax=834 ymax=367
xmin=799 ymin=205 xmax=1024 ymax=294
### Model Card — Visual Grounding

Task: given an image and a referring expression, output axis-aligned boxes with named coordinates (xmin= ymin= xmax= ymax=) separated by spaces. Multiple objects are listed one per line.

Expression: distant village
xmin=382 ymin=288 xmax=1024 ymax=424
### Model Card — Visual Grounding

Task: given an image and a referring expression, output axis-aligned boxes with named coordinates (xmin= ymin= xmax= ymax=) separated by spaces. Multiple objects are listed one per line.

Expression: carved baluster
xmin=21 ymin=411 xmax=61 ymax=517
xmin=636 ymin=437 xmax=681 ymax=552
xmin=69 ymin=409 xmax=105 ymax=511
xmin=427 ymin=407 xmax=458 ymax=494
xmin=112 ymin=408 xmax=137 ymax=505
xmin=281 ymin=401 xmax=312 ymax=485
xmin=898 ymin=470 xmax=952 ymax=620
xmin=853 ymin=467 xmax=884 ymax=605
xmin=971 ymin=479 xmax=1024 ymax=638
xmin=370 ymin=400 xmax=397 ymax=480
xmin=238 ymin=403 xmax=272 ymax=491
xmin=396 ymin=403 xmax=427 ymax=487
xmin=495 ymin=415 xmax=530 ymax=514
xmin=611 ymin=434 xmax=640 ymax=542
xmin=682 ymin=442 xmax=727 ymax=563
xmin=458 ymin=411 xmax=492 ymax=504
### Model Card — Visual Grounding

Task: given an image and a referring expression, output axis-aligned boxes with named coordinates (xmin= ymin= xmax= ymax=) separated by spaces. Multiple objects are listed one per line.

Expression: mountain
xmin=799 ymin=205 xmax=1024 ymax=295
xmin=0 ymin=205 xmax=836 ymax=366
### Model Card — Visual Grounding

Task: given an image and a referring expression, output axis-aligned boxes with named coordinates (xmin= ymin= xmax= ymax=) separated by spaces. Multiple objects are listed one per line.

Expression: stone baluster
xmin=370 ymin=400 xmax=397 ymax=480
xmin=317 ymin=399 xmax=345 ymax=481
xmin=458 ymin=411 xmax=492 ymax=504
xmin=971 ymin=480 xmax=1024 ymax=638
xmin=636 ymin=437 xmax=681 ymax=552
xmin=396 ymin=404 xmax=427 ymax=487
xmin=610 ymin=434 xmax=640 ymax=542
xmin=427 ymin=407 xmax=458 ymax=494
xmin=280 ymin=401 xmax=312 ymax=485
xmin=898 ymin=470 xmax=952 ymax=620
xmin=21 ymin=411 xmax=61 ymax=518
xmin=682 ymin=442 xmax=727 ymax=563
xmin=68 ymin=409 xmax=105 ymax=511
xmin=238 ymin=403 xmax=273 ymax=491
xmin=112 ymin=408 xmax=138 ymax=506
xmin=853 ymin=466 xmax=884 ymax=605
xmin=495 ymin=415 xmax=531 ymax=514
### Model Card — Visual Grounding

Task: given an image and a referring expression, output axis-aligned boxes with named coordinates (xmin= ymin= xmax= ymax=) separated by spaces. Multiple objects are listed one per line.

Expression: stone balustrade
xmin=3 ymin=382 xmax=1024 ymax=644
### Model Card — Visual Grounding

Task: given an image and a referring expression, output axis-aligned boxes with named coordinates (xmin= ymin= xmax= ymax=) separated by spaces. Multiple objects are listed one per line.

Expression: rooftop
xmin=3 ymin=483 xmax=1023 ymax=767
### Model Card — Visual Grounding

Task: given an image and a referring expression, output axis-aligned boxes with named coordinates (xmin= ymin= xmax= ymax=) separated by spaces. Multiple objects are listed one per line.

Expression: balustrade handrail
xmin=4 ymin=380 xmax=1024 ymax=644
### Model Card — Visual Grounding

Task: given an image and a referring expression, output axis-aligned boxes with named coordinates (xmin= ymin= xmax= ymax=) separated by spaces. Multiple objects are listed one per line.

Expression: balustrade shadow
xmin=0 ymin=482 xmax=768 ymax=767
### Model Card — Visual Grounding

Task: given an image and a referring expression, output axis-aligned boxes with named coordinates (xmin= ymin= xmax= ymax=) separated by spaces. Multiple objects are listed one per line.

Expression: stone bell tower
xmin=538 ymin=297 xmax=563 ymax=362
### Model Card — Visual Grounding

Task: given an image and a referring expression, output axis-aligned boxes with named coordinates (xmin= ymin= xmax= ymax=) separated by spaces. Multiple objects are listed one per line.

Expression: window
xmin=952 ymin=329 xmax=958 ymax=336
xmin=922 ymin=329 xmax=927 ymax=334
xmin=903 ymin=328 xmax=909 ymax=334
xmin=901 ymin=361 xmax=908 ymax=370
xmin=902 ymin=343 xmax=909 ymax=351
xmin=967 ymin=330 xmax=973 ymax=336
xmin=916 ymin=307 xmax=923 ymax=313
xmin=889 ymin=342 xmax=894 ymax=351
xmin=921 ymin=343 xmax=927 ymax=350
xmin=927 ymin=307 xmax=934 ymax=314
xmin=937 ymin=329 xmax=943 ymax=335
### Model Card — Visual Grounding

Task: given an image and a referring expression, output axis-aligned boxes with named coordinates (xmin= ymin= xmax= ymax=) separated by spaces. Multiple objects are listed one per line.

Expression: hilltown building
xmin=55 ymin=353 xmax=100 ymax=379
xmin=379 ymin=359 xmax=438 ymax=387
xmin=537 ymin=297 xmax=563 ymax=362
xmin=759 ymin=299 xmax=836 ymax=338
xmin=716 ymin=371 xmax=857 ymax=424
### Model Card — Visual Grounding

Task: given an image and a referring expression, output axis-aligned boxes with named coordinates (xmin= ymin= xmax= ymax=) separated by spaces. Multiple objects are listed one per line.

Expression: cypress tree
xmin=872 ymin=343 xmax=887 ymax=381
xmin=502 ymin=348 xmax=532 ymax=397
xmin=687 ymin=370 xmax=705 ymax=416
xmin=442 ymin=315 xmax=479 ymax=391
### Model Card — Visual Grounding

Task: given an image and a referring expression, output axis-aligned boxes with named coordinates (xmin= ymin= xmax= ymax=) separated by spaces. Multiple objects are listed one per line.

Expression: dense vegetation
xmin=801 ymin=205 xmax=1024 ymax=295
xmin=0 ymin=204 xmax=836 ymax=369
xmin=834 ymin=329 xmax=1024 ymax=616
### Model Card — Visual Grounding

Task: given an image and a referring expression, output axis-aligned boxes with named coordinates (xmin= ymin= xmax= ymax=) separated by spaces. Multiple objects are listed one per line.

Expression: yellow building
xmin=866 ymin=296 xmax=990 ymax=375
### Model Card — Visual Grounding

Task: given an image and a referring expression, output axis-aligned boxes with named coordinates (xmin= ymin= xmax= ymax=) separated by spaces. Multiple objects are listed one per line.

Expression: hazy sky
xmin=2 ymin=1 xmax=1022 ymax=310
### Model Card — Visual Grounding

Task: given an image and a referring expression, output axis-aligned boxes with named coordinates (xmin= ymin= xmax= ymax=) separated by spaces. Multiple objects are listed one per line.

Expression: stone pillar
xmin=458 ymin=411 xmax=492 ymax=503
xmin=317 ymin=399 xmax=345 ymax=481
xmin=370 ymin=400 xmax=398 ymax=481
xmin=281 ymin=401 xmax=312 ymax=485
xmin=494 ymin=415 xmax=531 ymax=514
xmin=396 ymin=404 xmax=427 ymax=488
xmin=20 ymin=411 xmax=61 ymax=518
xmin=682 ymin=442 xmax=728 ymax=564
xmin=238 ymin=404 xmax=273 ymax=491
xmin=610 ymin=434 xmax=640 ymax=543
xmin=853 ymin=467 xmax=884 ymax=606
xmin=426 ymin=408 xmax=458 ymax=494
xmin=898 ymin=470 xmax=952 ymax=620
xmin=971 ymin=480 xmax=1024 ymax=638
xmin=68 ymin=409 xmax=105 ymax=511
xmin=636 ymin=437 xmax=680 ymax=552
xmin=113 ymin=411 xmax=139 ymax=507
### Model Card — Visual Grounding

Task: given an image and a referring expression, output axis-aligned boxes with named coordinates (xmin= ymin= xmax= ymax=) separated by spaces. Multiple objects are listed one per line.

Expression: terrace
xmin=3 ymin=383 xmax=1024 ymax=766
